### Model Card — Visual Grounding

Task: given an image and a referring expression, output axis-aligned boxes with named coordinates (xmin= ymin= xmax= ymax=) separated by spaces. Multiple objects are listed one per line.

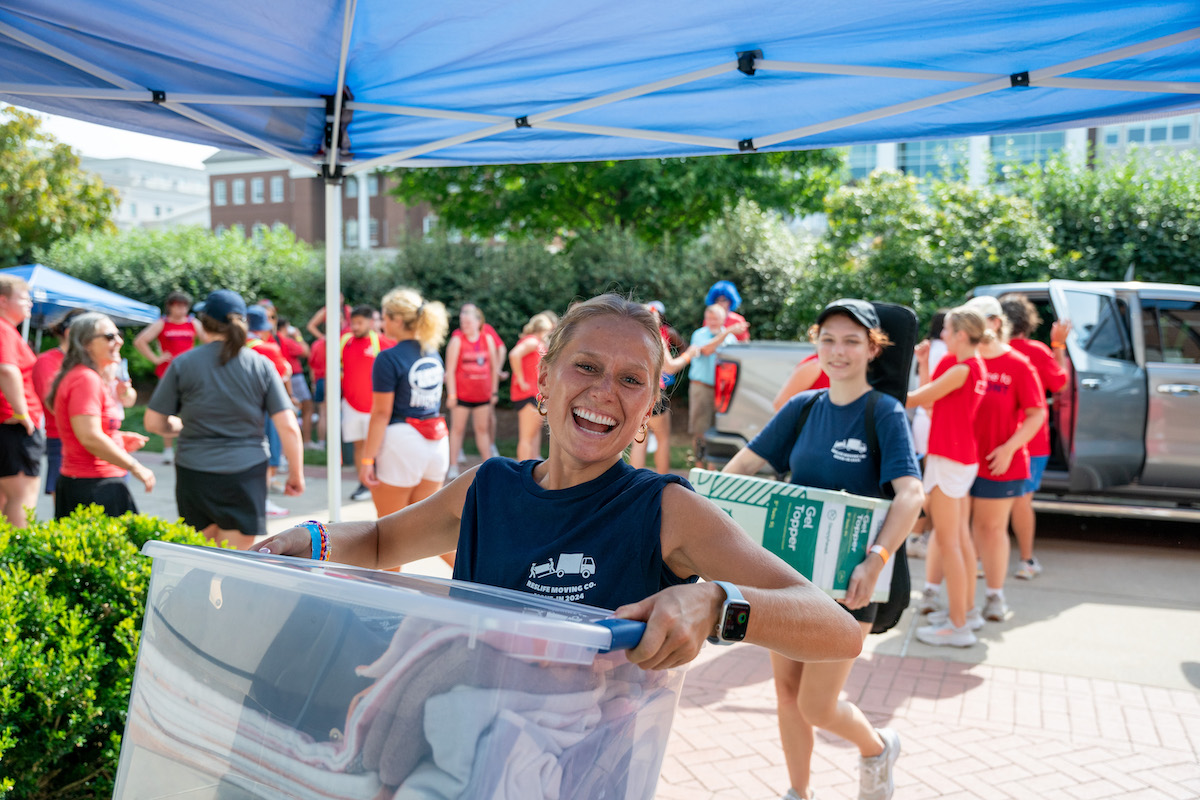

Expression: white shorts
xmin=290 ymin=374 xmax=312 ymax=403
xmin=911 ymin=407 xmax=931 ymax=457
xmin=923 ymin=454 xmax=979 ymax=499
xmin=376 ymin=422 xmax=450 ymax=487
xmin=341 ymin=401 xmax=371 ymax=442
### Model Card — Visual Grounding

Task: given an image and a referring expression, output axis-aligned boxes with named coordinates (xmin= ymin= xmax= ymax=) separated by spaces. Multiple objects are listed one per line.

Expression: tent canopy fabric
xmin=1 ymin=1 xmax=1198 ymax=175
xmin=1 ymin=264 xmax=160 ymax=329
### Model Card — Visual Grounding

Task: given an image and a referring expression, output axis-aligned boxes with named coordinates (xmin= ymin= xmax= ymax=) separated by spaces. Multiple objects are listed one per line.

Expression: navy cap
xmin=246 ymin=305 xmax=272 ymax=331
xmin=816 ymin=298 xmax=880 ymax=331
xmin=195 ymin=289 xmax=247 ymax=322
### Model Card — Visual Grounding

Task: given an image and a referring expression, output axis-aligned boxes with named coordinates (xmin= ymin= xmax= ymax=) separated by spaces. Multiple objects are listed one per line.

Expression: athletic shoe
xmin=906 ymin=531 xmax=928 ymax=559
xmin=456 ymin=448 xmax=466 ymax=465
xmin=265 ymin=499 xmax=289 ymax=518
xmin=161 ymin=447 xmax=173 ymax=465
xmin=926 ymin=607 xmax=985 ymax=631
xmin=268 ymin=476 xmax=287 ymax=495
xmin=447 ymin=464 xmax=461 ymax=481
xmin=915 ymin=622 xmax=978 ymax=648
xmin=983 ymin=594 xmax=1010 ymax=622
xmin=916 ymin=587 xmax=942 ymax=614
xmin=1015 ymin=557 xmax=1043 ymax=580
xmin=782 ymin=789 xmax=812 ymax=800
xmin=647 ymin=432 xmax=659 ymax=454
xmin=304 ymin=441 xmax=323 ymax=451
xmin=349 ymin=484 xmax=371 ymax=501
xmin=490 ymin=444 xmax=501 ymax=459
xmin=859 ymin=727 xmax=900 ymax=800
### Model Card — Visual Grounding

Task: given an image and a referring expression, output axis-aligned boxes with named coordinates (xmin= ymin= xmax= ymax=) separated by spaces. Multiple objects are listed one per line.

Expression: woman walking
xmin=48 ymin=313 xmax=154 ymax=518
xmin=144 ymin=289 xmax=304 ymax=549
xmin=724 ymin=299 xmax=924 ymax=800
xmin=508 ymin=311 xmax=558 ymax=461
xmin=133 ymin=291 xmax=203 ymax=465
xmin=445 ymin=303 xmax=498 ymax=478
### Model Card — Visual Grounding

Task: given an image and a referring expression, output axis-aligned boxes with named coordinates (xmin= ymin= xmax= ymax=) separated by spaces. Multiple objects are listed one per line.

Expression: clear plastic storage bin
xmin=113 ymin=541 xmax=686 ymax=800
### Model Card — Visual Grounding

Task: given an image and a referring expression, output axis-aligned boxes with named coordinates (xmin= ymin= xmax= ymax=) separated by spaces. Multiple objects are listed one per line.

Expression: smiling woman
xmin=257 ymin=294 xmax=863 ymax=671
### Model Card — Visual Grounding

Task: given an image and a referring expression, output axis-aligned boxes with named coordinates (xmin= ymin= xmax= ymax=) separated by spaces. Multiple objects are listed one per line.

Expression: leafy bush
xmin=0 ymin=509 xmax=216 ymax=799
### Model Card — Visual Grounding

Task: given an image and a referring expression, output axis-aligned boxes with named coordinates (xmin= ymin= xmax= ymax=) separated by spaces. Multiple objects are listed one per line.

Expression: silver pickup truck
xmin=704 ymin=280 xmax=1200 ymax=519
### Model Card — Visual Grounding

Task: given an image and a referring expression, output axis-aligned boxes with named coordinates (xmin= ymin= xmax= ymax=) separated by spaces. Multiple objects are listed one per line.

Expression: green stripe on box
xmin=764 ymin=495 xmax=821 ymax=578
xmin=834 ymin=508 xmax=875 ymax=590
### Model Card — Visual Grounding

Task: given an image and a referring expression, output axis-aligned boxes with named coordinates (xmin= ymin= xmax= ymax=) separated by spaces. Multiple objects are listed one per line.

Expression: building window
xmin=989 ymin=131 xmax=1065 ymax=172
xmin=251 ymin=177 xmax=264 ymax=203
xmin=251 ymin=223 xmax=268 ymax=242
xmin=1149 ymin=125 xmax=1168 ymax=143
xmin=214 ymin=180 xmax=227 ymax=206
xmin=344 ymin=219 xmax=359 ymax=248
xmin=897 ymin=139 xmax=966 ymax=180
xmin=233 ymin=179 xmax=246 ymax=204
xmin=1172 ymin=123 xmax=1192 ymax=142
xmin=346 ymin=178 xmax=358 ymax=198
xmin=1127 ymin=127 xmax=1145 ymax=143
xmin=422 ymin=214 xmax=437 ymax=235
xmin=847 ymin=144 xmax=877 ymax=181
xmin=154 ymin=205 xmax=161 ymax=217
xmin=270 ymin=176 xmax=284 ymax=202
xmin=369 ymin=218 xmax=379 ymax=247
xmin=130 ymin=202 xmax=138 ymax=217
xmin=215 ymin=224 xmax=227 ymax=235
xmin=272 ymin=222 xmax=287 ymax=233
xmin=368 ymin=174 xmax=380 ymax=197
xmin=1103 ymin=130 xmax=1119 ymax=146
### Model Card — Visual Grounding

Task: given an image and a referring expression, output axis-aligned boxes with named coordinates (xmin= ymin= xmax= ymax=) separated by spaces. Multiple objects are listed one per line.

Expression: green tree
xmin=0 ymin=107 xmax=118 ymax=268
xmin=389 ymin=151 xmax=843 ymax=245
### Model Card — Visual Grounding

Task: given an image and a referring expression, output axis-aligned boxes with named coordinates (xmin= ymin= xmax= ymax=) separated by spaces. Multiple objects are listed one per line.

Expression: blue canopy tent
xmin=0 ymin=263 xmax=159 ymax=340
xmin=3 ymin=0 xmax=1197 ymax=515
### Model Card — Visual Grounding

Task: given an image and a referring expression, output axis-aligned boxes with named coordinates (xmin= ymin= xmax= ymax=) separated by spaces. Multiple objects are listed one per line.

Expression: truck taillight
xmin=714 ymin=362 xmax=738 ymax=414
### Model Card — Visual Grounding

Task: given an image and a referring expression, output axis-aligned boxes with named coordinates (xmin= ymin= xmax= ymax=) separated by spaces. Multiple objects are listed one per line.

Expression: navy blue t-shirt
xmin=371 ymin=340 xmax=444 ymax=423
xmin=454 ymin=458 xmax=698 ymax=611
xmin=749 ymin=390 xmax=919 ymax=498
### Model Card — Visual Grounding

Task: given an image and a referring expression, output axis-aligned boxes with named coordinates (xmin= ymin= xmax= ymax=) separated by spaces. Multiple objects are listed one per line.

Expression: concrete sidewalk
xmin=40 ymin=455 xmax=1200 ymax=799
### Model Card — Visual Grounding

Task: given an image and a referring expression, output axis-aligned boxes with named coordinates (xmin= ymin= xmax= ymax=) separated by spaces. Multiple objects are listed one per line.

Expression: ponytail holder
xmin=417 ymin=302 xmax=426 ymax=316
xmin=302 ymin=520 xmax=330 ymax=561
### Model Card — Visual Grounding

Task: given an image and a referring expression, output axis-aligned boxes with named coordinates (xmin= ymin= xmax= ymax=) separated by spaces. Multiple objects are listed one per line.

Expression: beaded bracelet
xmin=302 ymin=520 xmax=330 ymax=561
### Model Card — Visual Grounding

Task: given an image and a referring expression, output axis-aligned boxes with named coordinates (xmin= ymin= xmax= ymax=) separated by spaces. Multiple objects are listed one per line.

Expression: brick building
xmin=204 ymin=150 xmax=432 ymax=248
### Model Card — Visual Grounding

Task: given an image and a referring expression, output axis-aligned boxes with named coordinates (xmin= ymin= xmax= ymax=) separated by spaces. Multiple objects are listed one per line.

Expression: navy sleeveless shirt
xmin=454 ymin=458 xmax=698 ymax=611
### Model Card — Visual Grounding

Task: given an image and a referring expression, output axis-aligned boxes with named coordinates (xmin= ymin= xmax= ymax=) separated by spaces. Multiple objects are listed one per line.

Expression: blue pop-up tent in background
xmin=3 ymin=0 xmax=1196 ymax=516
xmin=0 ymin=264 xmax=159 ymax=331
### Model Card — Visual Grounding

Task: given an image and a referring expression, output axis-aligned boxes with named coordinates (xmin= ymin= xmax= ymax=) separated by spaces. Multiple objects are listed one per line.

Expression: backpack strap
xmin=792 ymin=389 xmax=827 ymax=442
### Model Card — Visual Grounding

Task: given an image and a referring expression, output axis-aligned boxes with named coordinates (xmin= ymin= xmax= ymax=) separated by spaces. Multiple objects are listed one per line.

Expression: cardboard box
xmin=689 ymin=469 xmax=893 ymax=603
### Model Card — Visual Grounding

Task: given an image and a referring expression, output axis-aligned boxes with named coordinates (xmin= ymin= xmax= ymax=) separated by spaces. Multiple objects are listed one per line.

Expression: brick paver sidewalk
xmin=656 ymin=645 xmax=1200 ymax=800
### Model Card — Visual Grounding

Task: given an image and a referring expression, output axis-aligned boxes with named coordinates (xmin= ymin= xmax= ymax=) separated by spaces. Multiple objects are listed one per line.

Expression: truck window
xmin=1060 ymin=290 xmax=1134 ymax=362
xmin=1142 ymin=299 xmax=1200 ymax=364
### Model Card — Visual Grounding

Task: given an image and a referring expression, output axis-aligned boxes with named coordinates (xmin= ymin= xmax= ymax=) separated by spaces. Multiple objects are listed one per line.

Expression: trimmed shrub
xmin=0 ymin=509 xmax=217 ymax=799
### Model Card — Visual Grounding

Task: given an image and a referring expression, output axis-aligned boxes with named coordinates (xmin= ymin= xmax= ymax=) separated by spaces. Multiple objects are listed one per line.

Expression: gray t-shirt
xmin=149 ymin=342 xmax=291 ymax=474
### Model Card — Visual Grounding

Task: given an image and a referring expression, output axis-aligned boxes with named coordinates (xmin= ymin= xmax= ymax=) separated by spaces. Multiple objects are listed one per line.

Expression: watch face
xmin=720 ymin=600 xmax=751 ymax=642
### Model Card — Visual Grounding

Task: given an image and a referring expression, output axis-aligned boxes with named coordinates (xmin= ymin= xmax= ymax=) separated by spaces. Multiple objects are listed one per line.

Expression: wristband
xmin=302 ymin=520 xmax=330 ymax=561
xmin=360 ymin=458 xmax=375 ymax=465
xmin=869 ymin=544 xmax=890 ymax=565
xmin=10 ymin=412 xmax=27 ymax=421
xmin=1051 ymin=342 xmax=1066 ymax=350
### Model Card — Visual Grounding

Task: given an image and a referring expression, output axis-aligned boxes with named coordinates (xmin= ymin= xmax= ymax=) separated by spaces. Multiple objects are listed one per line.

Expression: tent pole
xmin=325 ymin=181 xmax=344 ymax=522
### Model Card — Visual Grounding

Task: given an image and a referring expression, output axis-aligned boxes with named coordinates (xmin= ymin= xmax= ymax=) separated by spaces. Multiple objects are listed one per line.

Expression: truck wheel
xmin=556 ymin=570 xmax=565 ymax=578
xmin=581 ymin=569 xmax=592 ymax=578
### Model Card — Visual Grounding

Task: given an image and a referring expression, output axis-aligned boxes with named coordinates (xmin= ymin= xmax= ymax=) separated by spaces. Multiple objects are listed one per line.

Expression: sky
xmin=25 ymin=108 xmax=218 ymax=170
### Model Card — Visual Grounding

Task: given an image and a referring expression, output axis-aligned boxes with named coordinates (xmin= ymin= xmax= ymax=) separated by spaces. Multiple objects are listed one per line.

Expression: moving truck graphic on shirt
xmin=529 ymin=553 xmax=596 ymax=579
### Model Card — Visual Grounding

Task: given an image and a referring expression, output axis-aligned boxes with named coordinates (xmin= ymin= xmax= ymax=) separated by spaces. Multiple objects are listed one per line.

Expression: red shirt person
xmin=134 ymin=291 xmax=203 ymax=464
xmin=340 ymin=306 xmax=395 ymax=493
xmin=0 ymin=274 xmax=44 ymax=528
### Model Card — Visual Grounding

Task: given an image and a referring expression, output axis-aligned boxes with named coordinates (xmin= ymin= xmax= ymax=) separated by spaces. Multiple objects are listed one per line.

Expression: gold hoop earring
xmin=536 ymin=393 xmax=548 ymax=417
xmin=634 ymin=423 xmax=648 ymax=444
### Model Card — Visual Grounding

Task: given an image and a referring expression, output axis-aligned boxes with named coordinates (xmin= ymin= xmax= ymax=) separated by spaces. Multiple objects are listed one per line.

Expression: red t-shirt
xmin=33 ymin=347 xmax=65 ymax=438
xmin=341 ymin=331 xmax=394 ymax=412
xmin=1008 ymin=337 xmax=1067 ymax=458
xmin=927 ymin=354 xmax=987 ymax=466
xmin=452 ymin=329 xmax=493 ymax=403
xmin=726 ymin=310 xmax=751 ymax=343
xmin=510 ymin=334 xmax=544 ymax=402
xmin=482 ymin=323 xmax=505 ymax=355
xmin=278 ymin=334 xmax=307 ymax=376
xmin=0 ymin=318 xmax=42 ymax=426
xmin=55 ymin=364 xmax=125 ymax=479
xmin=310 ymin=337 xmax=327 ymax=380
xmin=156 ymin=317 xmax=198 ymax=378
xmin=247 ymin=338 xmax=290 ymax=379
xmin=973 ymin=349 xmax=1045 ymax=481
xmin=798 ymin=353 xmax=831 ymax=391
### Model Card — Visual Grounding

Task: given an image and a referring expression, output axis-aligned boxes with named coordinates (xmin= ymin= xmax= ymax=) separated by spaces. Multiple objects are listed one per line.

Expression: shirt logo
xmin=409 ymin=357 xmax=445 ymax=409
xmin=832 ymin=438 xmax=868 ymax=463
xmin=525 ymin=553 xmax=598 ymax=603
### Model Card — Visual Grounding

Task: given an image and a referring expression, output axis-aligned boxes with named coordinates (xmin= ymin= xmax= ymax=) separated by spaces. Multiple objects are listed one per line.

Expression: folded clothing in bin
xmin=117 ymin=545 xmax=684 ymax=800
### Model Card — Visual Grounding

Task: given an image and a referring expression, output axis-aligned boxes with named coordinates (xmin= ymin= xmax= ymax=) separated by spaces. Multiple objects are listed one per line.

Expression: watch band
xmin=707 ymin=580 xmax=750 ymax=645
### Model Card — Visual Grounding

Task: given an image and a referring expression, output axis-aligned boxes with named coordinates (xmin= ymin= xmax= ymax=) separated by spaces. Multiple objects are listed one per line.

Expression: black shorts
xmin=44 ymin=437 xmax=62 ymax=494
xmin=512 ymin=396 xmax=538 ymax=411
xmin=55 ymin=474 xmax=137 ymax=519
xmin=456 ymin=399 xmax=490 ymax=409
xmin=0 ymin=424 xmax=45 ymax=478
xmin=176 ymin=461 xmax=268 ymax=538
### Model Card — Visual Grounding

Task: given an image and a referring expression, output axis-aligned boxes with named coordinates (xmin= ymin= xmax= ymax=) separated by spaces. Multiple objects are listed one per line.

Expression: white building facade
xmin=79 ymin=156 xmax=210 ymax=230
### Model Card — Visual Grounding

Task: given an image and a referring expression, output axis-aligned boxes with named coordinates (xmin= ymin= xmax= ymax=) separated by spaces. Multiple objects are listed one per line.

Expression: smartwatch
xmin=707 ymin=580 xmax=751 ymax=645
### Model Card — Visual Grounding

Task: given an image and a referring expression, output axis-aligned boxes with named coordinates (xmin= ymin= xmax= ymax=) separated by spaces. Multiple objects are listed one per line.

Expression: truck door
xmin=1048 ymin=280 xmax=1146 ymax=492
xmin=1138 ymin=296 xmax=1200 ymax=488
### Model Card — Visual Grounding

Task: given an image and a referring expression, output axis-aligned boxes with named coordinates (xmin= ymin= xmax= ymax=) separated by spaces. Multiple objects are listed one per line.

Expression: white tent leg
xmin=325 ymin=182 xmax=343 ymax=522
xmin=358 ymin=174 xmax=369 ymax=251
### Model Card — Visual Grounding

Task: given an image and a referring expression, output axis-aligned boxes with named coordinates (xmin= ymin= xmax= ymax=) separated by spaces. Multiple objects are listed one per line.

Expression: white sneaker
xmin=647 ymin=432 xmax=658 ymax=454
xmin=906 ymin=531 xmax=928 ymax=559
xmin=349 ymin=484 xmax=371 ymax=502
xmin=456 ymin=448 xmax=466 ymax=465
xmin=983 ymin=594 xmax=1010 ymax=622
xmin=858 ymin=727 xmax=900 ymax=800
xmin=926 ymin=607 xmax=985 ymax=631
xmin=490 ymin=444 xmax=501 ymax=458
xmin=1015 ymin=557 xmax=1042 ymax=580
xmin=161 ymin=447 xmax=173 ymax=465
xmin=447 ymin=464 xmax=461 ymax=481
xmin=268 ymin=477 xmax=287 ymax=495
xmin=265 ymin=499 xmax=289 ymax=518
xmin=916 ymin=586 xmax=942 ymax=614
xmin=915 ymin=622 xmax=978 ymax=647
xmin=304 ymin=441 xmax=322 ymax=451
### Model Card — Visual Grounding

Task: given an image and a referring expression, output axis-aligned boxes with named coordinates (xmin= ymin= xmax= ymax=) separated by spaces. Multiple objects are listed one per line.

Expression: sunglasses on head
xmin=93 ymin=332 xmax=120 ymax=341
